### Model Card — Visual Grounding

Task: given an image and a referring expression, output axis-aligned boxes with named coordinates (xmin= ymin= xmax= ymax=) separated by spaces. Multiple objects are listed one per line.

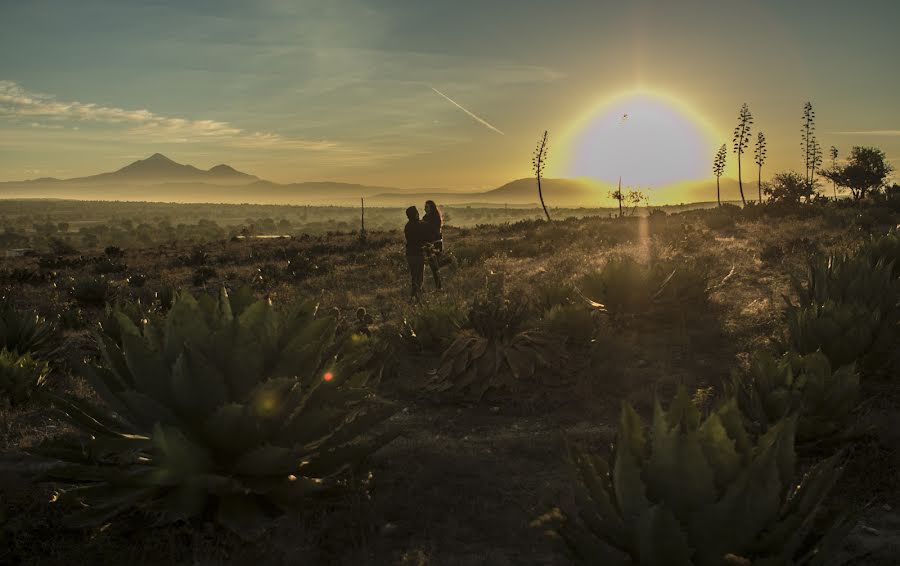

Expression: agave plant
xmin=549 ymin=388 xmax=844 ymax=565
xmin=402 ymin=302 xmax=463 ymax=354
xmin=860 ymin=229 xmax=900 ymax=279
xmin=735 ymin=351 xmax=859 ymax=443
xmin=37 ymin=288 xmax=398 ymax=536
xmin=434 ymin=294 xmax=563 ymax=400
xmin=0 ymin=302 xmax=57 ymax=358
xmin=792 ymin=253 xmax=898 ymax=314
xmin=0 ymin=349 xmax=50 ymax=405
xmin=783 ymin=251 xmax=900 ymax=372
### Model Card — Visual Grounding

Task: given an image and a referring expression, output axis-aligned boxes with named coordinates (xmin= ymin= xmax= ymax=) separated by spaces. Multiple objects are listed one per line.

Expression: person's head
xmin=406 ymin=206 xmax=419 ymax=221
xmin=424 ymin=200 xmax=442 ymax=224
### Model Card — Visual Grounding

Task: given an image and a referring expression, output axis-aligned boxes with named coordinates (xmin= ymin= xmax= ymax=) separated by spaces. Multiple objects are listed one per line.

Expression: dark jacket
xmin=405 ymin=220 xmax=427 ymax=256
xmin=422 ymin=212 xmax=442 ymax=243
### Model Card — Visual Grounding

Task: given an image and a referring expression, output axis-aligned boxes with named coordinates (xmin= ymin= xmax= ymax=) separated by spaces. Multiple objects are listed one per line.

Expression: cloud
xmin=0 ymin=80 xmax=336 ymax=150
xmin=833 ymin=130 xmax=900 ymax=136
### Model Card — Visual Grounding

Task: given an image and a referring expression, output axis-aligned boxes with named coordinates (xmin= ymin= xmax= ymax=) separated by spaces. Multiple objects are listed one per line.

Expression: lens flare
xmin=561 ymin=91 xmax=717 ymax=187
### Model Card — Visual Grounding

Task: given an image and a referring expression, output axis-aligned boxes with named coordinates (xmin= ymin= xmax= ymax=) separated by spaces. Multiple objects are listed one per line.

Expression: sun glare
xmin=561 ymin=91 xmax=716 ymax=187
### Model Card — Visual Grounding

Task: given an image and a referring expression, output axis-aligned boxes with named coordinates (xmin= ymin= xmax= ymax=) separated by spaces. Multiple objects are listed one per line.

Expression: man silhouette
xmin=404 ymin=206 xmax=426 ymax=300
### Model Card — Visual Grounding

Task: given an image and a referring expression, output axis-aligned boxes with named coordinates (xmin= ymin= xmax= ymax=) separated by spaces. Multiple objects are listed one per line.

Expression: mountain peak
xmin=145 ymin=153 xmax=174 ymax=163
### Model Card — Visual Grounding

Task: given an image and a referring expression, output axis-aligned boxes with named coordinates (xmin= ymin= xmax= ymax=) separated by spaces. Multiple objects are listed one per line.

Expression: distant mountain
xmin=67 ymin=153 xmax=259 ymax=184
xmin=0 ymin=153 xmax=756 ymax=206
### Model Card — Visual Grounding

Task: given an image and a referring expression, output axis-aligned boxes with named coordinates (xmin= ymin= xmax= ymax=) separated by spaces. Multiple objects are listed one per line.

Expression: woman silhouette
xmin=422 ymin=200 xmax=443 ymax=290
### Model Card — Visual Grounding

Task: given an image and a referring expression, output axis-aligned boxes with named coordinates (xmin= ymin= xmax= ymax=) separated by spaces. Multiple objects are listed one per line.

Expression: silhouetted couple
xmin=405 ymin=200 xmax=443 ymax=300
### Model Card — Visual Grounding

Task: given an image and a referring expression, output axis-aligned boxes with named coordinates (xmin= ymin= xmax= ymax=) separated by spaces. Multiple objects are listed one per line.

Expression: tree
xmin=713 ymin=144 xmax=727 ymax=207
xmin=763 ymin=171 xmax=818 ymax=204
xmin=754 ymin=131 xmax=767 ymax=202
xmin=609 ymin=177 xmax=624 ymax=218
xmin=608 ymin=184 xmax=646 ymax=218
xmin=820 ymin=146 xmax=894 ymax=201
xmin=801 ymin=102 xmax=816 ymax=183
xmin=532 ymin=130 xmax=551 ymax=221
xmin=828 ymin=146 xmax=839 ymax=199
xmin=732 ymin=103 xmax=753 ymax=206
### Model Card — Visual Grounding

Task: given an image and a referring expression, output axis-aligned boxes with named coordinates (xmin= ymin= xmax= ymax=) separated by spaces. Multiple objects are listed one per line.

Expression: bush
xmin=37 ymin=288 xmax=398 ymax=536
xmin=545 ymin=387 xmax=844 ymax=565
xmin=70 ymin=276 xmax=112 ymax=307
xmin=0 ymin=349 xmax=49 ymax=405
xmin=403 ymin=302 xmax=463 ymax=354
xmin=782 ymin=252 xmax=899 ymax=373
xmin=734 ymin=351 xmax=859 ymax=443
xmin=434 ymin=293 xmax=562 ymax=400
xmin=0 ymin=302 xmax=57 ymax=358
xmin=579 ymin=256 xmax=711 ymax=317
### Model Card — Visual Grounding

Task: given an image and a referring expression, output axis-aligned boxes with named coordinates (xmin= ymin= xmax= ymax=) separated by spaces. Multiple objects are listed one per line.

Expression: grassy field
xmin=1 ymin=200 xmax=898 ymax=565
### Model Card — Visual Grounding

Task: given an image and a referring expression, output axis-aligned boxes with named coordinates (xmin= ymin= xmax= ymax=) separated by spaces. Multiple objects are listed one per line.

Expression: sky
xmin=1 ymin=0 xmax=898 ymax=193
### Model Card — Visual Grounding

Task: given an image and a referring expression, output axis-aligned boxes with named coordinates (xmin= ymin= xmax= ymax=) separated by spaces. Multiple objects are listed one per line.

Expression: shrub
xmin=38 ymin=288 xmax=398 ymax=536
xmin=0 ymin=302 xmax=57 ymax=358
xmin=782 ymin=252 xmax=899 ymax=373
xmin=403 ymin=302 xmax=463 ymax=354
xmin=434 ymin=293 xmax=562 ymax=400
xmin=0 ymin=349 xmax=49 ymax=405
xmin=734 ymin=351 xmax=859 ymax=443
xmin=579 ymin=256 xmax=710 ymax=317
xmin=70 ymin=276 xmax=112 ymax=307
xmin=94 ymin=258 xmax=127 ymax=275
xmin=545 ymin=387 xmax=844 ymax=565
xmin=542 ymin=304 xmax=595 ymax=346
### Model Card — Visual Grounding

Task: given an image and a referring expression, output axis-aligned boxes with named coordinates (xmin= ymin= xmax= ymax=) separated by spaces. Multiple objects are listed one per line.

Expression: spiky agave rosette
xmin=0 ymin=349 xmax=50 ymax=405
xmin=549 ymin=388 xmax=846 ymax=566
xmin=37 ymin=288 xmax=398 ymax=536
xmin=432 ymin=294 xmax=564 ymax=400
xmin=734 ymin=351 xmax=860 ymax=444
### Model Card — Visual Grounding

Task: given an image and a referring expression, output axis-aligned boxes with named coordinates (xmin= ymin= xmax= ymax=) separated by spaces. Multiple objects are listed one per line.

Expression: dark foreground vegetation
xmin=1 ymin=194 xmax=899 ymax=565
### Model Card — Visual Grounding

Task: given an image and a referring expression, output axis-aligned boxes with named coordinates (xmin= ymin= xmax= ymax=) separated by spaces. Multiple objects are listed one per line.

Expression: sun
xmin=560 ymin=91 xmax=717 ymax=187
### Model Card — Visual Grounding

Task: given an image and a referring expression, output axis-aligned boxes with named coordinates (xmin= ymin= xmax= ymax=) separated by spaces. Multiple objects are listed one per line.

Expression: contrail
xmin=430 ymin=87 xmax=504 ymax=135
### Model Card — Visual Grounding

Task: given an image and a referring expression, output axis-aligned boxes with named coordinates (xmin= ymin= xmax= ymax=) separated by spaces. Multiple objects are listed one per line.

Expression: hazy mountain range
xmin=0 ymin=153 xmax=754 ymax=207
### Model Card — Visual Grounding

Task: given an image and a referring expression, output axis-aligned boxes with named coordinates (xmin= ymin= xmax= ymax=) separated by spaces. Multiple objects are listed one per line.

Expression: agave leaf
xmin=310 ymin=401 xmax=398 ymax=453
xmin=698 ymin=412 xmax=742 ymax=491
xmin=152 ymin=423 xmax=213 ymax=476
xmin=163 ymin=293 xmax=210 ymax=365
xmin=301 ymin=426 xmax=401 ymax=478
xmin=118 ymin=390 xmax=180 ymax=429
xmin=234 ymin=445 xmax=302 ymax=476
xmin=573 ymin=450 xmax=627 ymax=548
xmin=121 ymin=331 xmax=172 ymax=405
xmin=148 ymin=484 xmax=208 ymax=524
xmin=634 ymin=504 xmax=694 ymax=566
xmin=59 ymin=484 xmax=157 ymax=528
xmin=612 ymin=404 xmax=649 ymax=527
xmin=202 ymin=403 xmax=263 ymax=457
xmin=645 ymin=397 xmax=716 ymax=519
xmin=216 ymin=494 xmax=272 ymax=539
xmin=170 ymin=346 xmax=228 ymax=419
xmin=97 ymin=333 xmax=133 ymax=387
xmin=753 ymin=452 xmax=843 ymax=556
xmin=227 ymin=287 xmax=257 ymax=317
xmin=45 ymin=392 xmax=131 ymax=438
